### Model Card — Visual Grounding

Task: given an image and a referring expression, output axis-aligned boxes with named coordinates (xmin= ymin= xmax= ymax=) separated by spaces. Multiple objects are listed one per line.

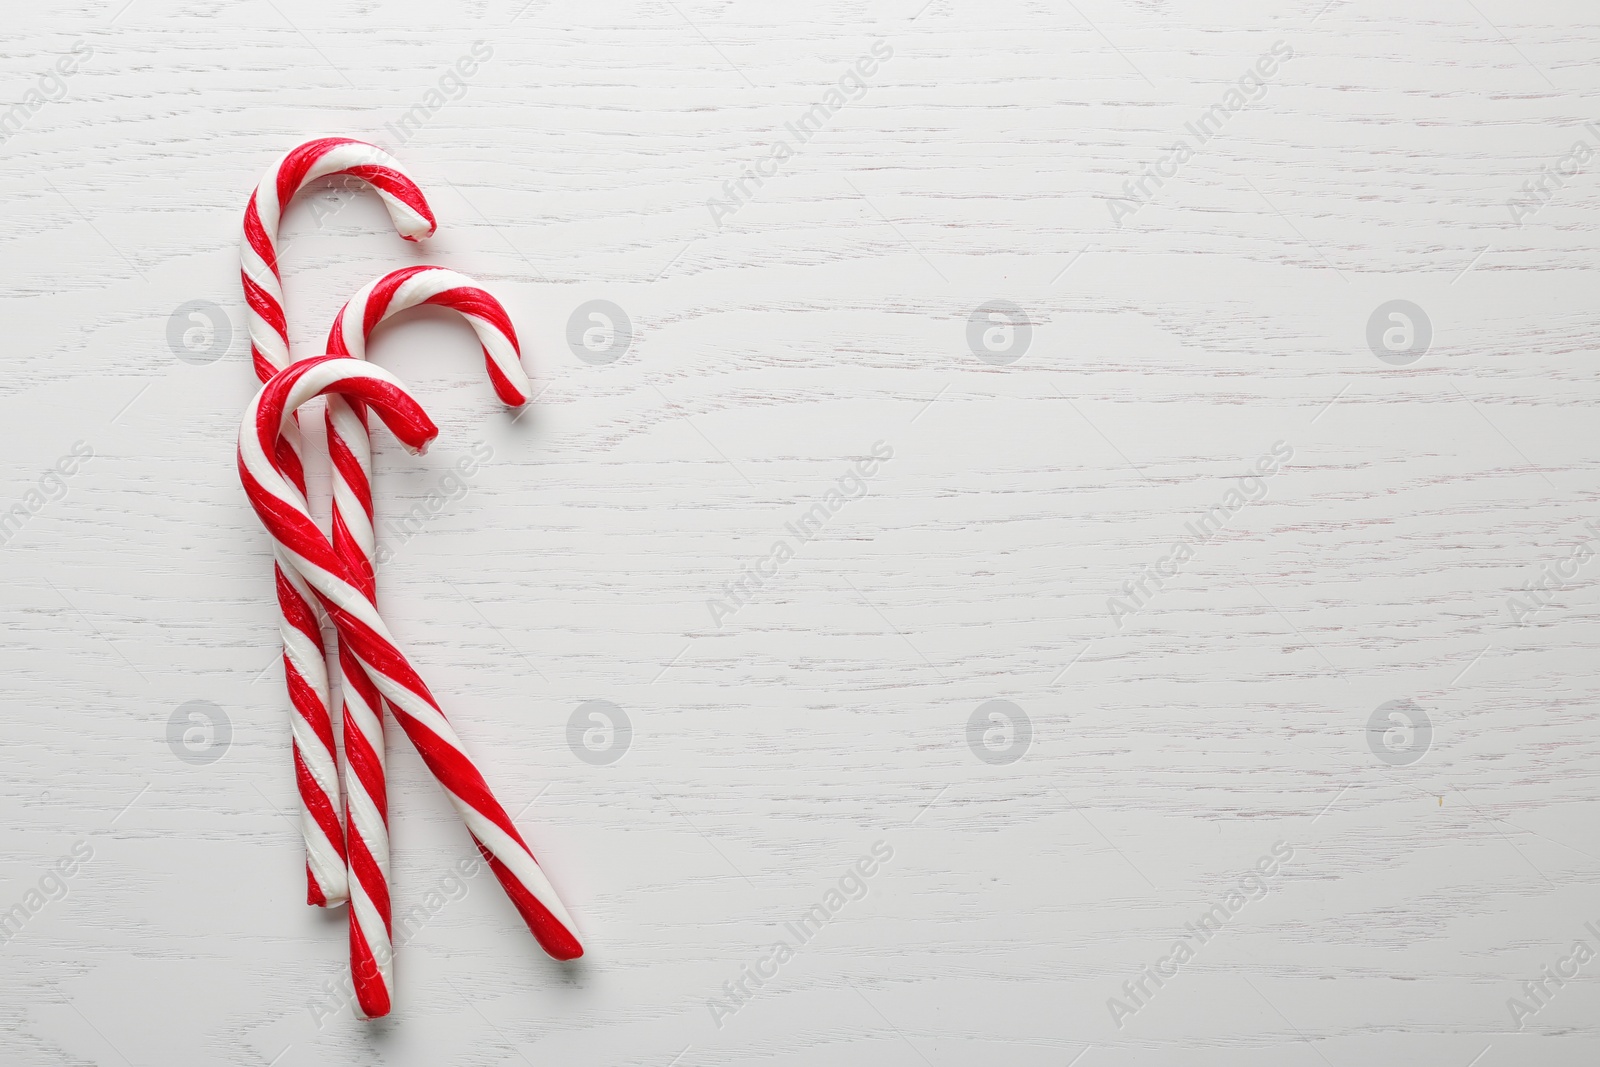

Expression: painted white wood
xmin=2 ymin=1 xmax=1599 ymax=1063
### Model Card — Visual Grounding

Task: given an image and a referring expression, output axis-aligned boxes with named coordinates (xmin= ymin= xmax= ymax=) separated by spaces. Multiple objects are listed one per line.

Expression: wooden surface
xmin=4 ymin=1 xmax=1600 ymax=1063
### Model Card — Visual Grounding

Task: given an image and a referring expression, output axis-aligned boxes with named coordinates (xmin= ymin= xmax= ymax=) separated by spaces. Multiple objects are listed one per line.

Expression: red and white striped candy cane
xmin=322 ymin=267 xmax=530 ymax=1015
xmin=239 ymin=359 xmax=584 ymax=1005
xmin=239 ymin=138 xmax=437 ymax=908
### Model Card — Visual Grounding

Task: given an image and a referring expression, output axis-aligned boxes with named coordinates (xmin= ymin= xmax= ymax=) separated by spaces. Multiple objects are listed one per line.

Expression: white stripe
xmin=446 ymin=784 xmax=577 ymax=932
xmin=327 ymin=394 xmax=375 ymax=558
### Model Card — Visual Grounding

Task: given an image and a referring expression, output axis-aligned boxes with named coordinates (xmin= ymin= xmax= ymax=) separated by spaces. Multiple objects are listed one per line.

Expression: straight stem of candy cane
xmin=323 ymin=267 xmax=532 ymax=1015
xmin=327 ymin=394 xmax=392 ymax=1016
xmin=239 ymin=137 xmax=437 ymax=909
xmin=239 ymin=358 xmax=584 ymax=972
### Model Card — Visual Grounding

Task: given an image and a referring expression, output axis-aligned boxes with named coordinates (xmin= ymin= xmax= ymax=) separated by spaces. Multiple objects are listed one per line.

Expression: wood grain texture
xmin=3 ymin=0 xmax=1600 ymax=1063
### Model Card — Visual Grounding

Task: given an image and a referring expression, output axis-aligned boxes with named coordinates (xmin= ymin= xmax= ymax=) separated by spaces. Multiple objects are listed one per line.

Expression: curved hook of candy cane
xmin=323 ymin=265 xmax=530 ymax=583
xmin=241 ymin=137 xmax=438 ymax=383
xmin=328 ymin=265 xmax=531 ymax=406
xmin=239 ymin=358 xmax=586 ymax=972
xmin=320 ymin=267 xmax=531 ymax=1015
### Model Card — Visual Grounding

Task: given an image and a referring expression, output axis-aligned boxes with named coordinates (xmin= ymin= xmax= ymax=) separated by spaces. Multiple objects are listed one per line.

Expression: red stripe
xmin=275 ymin=137 xmax=353 ymax=210
xmin=284 ymin=657 xmax=336 ymax=758
xmin=294 ymin=744 xmax=347 ymax=864
xmin=327 ymin=422 xmax=375 ymax=520
xmin=242 ymin=464 xmax=347 ymax=580
xmin=341 ymin=711 xmax=388 ymax=825
xmin=364 ymin=267 xmax=429 ymax=337
xmin=240 ymin=269 xmax=283 ymax=333
xmin=484 ymin=359 xmax=524 ymax=407
xmin=346 ymin=816 xmax=391 ymax=934
xmin=327 ymin=605 xmax=435 ymax=708
xmin=342 ymin=165 xmax=435 ymax=235
xmin=478 ymin=840 xmax=584 ymax=960
xmin=349 ymin=913 xmax=392 ymax=1018
xmin=423 ymin=285 xmax=519 ymax=350
xmin=331 ymin=514 xmax=375 ymax=603
xmin=274 ymin=565 xmax=322 ymax=649
xmin=240 ymin=269 xmax=287 ymax=380
xmin=274 ymin=434 xmax=307 ymax=499
xmin=305 ymin=862 xmax=326 ymax=908
xmin=388 ymin=707 xmax=517 ymax=839
xmin=242 ymin=198 xmax=278 ymax=282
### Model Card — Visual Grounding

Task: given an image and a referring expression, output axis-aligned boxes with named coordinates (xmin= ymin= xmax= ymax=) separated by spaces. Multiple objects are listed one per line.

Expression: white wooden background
xmin=3 ymin=0 xmax=1600 ymax=1063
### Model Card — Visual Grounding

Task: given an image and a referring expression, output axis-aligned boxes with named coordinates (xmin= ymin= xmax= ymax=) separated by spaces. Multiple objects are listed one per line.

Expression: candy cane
xmin=239 ymin=138 xmax=437 ymax=908
xmin=322 ymin=267 xmax=530 ymax=1015
xmin=239 ymin=359 xmax=584 ymax=1007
